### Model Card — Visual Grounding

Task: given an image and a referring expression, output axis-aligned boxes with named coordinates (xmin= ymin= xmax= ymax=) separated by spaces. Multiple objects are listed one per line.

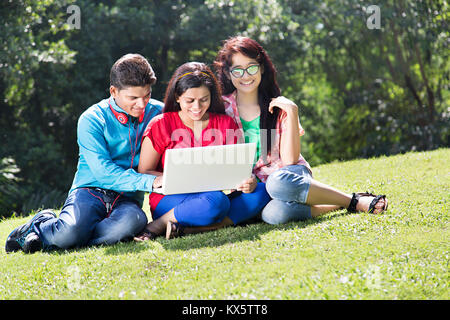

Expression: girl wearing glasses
xmin=213 ymin=36 xmax=388 ymax=224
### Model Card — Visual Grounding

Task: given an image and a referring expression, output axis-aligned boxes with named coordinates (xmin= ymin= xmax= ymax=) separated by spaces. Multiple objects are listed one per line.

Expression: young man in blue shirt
xmin=5 ymin=54 xmax=163 ymax=253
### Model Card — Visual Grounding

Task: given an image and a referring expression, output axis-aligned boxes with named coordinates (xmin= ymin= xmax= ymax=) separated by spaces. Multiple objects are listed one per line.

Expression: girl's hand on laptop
xmin=236 ymin=176 xmax=257 ymax=193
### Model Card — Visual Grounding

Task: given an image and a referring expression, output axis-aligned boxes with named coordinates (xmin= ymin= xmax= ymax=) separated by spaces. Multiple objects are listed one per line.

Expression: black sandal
xmin=347 ymin=192 xmax=388 ymax=214
xmin=165 ymin=221 xmax=185 ymax=240
xmin=134 ymin=228 xmax=158 ymax=241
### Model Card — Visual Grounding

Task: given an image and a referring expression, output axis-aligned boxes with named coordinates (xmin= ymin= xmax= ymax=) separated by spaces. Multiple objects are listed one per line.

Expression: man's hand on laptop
xmin=153 ymin=175 xmax=163 ymax=188
xmin=236 ymin=175 xmax=257 ymax=193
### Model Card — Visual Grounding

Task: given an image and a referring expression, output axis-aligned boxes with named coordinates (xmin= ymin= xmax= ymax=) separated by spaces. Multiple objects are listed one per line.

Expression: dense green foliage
xmin=1 ymin=0 xmax=449 ymax=216
xmin=1 ymin=149 xmax=448 ymax=299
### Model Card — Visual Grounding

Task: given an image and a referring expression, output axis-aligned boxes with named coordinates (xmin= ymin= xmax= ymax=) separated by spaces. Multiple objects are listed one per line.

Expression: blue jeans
xmin=153 ymin=183 xmax=270 ymax=227
xmin=261 ymin=165 xmax=313 ymax=224
xmin=35 ymin=188 xmax=147 ymax=250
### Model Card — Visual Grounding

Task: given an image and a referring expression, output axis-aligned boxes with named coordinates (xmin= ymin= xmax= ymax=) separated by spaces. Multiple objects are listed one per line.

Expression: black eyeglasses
xmin=230 ymin=64 xmax=260 ymax=78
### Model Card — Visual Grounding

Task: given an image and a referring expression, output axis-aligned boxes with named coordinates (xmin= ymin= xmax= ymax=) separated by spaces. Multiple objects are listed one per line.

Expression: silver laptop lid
xmin=157 ymin=143 xmax=256 ymax=195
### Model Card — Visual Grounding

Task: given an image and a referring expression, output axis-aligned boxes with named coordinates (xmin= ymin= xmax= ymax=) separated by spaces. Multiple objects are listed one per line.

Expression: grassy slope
xmin=0 ymin=149 xmax=448 ymax=299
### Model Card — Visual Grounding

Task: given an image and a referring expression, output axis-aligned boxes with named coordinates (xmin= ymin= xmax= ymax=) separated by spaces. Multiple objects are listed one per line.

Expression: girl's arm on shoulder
xmin=269 ymin=96 xmax=301 ymax=165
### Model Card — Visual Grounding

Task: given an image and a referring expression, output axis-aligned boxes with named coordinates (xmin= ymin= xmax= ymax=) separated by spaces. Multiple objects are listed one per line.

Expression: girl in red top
xmin=135 ymin=62 xmax=270 ymax=240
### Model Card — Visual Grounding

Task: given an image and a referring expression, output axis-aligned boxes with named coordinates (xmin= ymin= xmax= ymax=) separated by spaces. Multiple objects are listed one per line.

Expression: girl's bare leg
xmin=306 ymin=180 xmax=387 ymax=215
xmin=134 ymin=209 xmax=177 ymax=241
xmin=136 ymin=210 xmax=234 ymax=240
xmin=310 ymin=205 xmax=342 ymax=218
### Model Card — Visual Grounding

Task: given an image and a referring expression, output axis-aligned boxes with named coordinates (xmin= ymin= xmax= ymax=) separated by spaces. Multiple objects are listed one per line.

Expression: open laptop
xmin=152 ymin=143 xmax=256 ymax=195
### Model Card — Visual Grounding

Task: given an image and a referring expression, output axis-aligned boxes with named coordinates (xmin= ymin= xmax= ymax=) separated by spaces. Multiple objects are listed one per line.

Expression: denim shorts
xmin=261 ymin=165 xmax=313 ymax=224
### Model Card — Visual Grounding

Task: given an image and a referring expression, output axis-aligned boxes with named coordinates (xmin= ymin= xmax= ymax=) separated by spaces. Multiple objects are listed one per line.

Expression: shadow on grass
xmin=102 ymin=210 xmax=348 ymax=255
xmin=37 ymin=210 xmax=348 ymax=256
xmin=42 ymin=237 xmax=151 ymax=256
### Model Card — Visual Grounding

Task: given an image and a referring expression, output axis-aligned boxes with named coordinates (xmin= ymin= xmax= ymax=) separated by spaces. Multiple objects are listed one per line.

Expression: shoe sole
xmin=5 ymin=210 xmax=56 ymax=253
xmin=23 ymin=233 xmax=43 ymax=253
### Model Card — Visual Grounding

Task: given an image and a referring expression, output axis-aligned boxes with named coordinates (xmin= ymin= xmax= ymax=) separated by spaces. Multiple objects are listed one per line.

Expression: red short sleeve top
xmin=142 ymin=111 xmax=240 ymax=212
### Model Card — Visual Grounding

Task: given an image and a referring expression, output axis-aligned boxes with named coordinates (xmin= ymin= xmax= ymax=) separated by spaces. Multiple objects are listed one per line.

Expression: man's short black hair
xmin=110 ymin=53 xmax=157 ymax=90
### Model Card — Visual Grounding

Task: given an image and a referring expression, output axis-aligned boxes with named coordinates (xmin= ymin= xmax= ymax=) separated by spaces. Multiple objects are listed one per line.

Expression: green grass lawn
xmin=0 ymin=149 xmax=448 ymax=300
